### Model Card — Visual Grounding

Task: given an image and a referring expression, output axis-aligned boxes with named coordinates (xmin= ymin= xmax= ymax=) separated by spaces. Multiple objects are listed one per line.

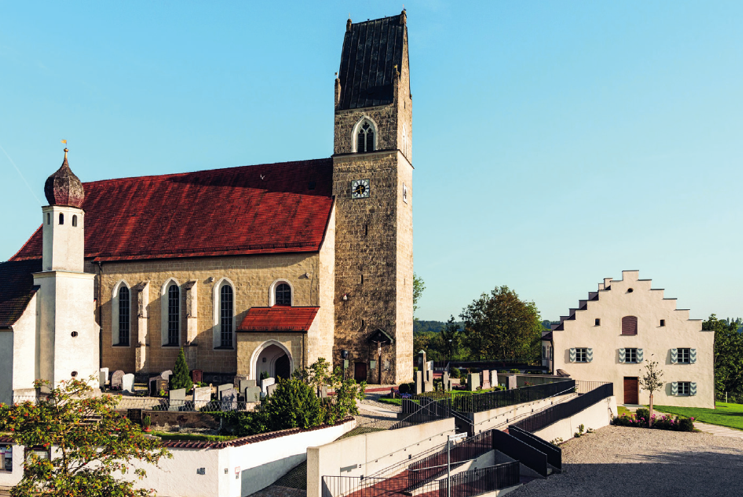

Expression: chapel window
xmin=59 ymin=213 xmax=64 ymax=225
xmin=118 ymin=286 xmax=130 ymax=346
xmin=275 ymin=283 xmax=291 ymax=306
xmin=72 ymin=215 xmax=78 ymax=227
xmin=220 ymin=284 xmax=234 ymax=348
xmin=167 ymin=284 xmax=180 ymax=345
xmin=357 ymin=122 xmax=375 ymax=153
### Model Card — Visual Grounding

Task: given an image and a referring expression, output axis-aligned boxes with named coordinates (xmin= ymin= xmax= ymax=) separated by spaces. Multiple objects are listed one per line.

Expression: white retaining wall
xmin=307 ymin=417 xmax=456 ymax=497
xmin=532 ymin=395 xmax=617 ymax=443
xmin=471 ymin=394 xmax=576 ymax=435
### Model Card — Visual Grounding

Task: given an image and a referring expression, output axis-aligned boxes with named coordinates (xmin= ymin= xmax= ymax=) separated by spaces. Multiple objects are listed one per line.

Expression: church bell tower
xmin=332 ymin=11 xmax=414 ymax=384
xmin=34 ymin=148 xmax=98 ymax=389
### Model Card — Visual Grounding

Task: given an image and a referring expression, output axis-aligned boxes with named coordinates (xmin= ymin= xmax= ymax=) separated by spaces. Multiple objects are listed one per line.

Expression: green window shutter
xmin=618 ymin=348 xmax=626 ymax=363
xmin=637 ymin=348 xmax=644 ymax=363
xmin=671 ymin=348 xmax=678 ymax=364
xmin=587 ymin=348 xmax=593 ymax=362
xmin=690 ymin=349 xmax=697 ymax=364
xmin=569 ymin=348 xmax=576 ymax=363
xmin=690 ymin=382 xmax=697 ymax=396
xmin=671 ymin=382 xmax=678 ymax=396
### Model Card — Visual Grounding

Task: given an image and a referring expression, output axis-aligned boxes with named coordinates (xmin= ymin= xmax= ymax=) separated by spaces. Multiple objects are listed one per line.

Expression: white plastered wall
xmin=9 ymin=293 xmax=39 ymax=399
xmin=552 ymin=271 xmax=714 ymax=408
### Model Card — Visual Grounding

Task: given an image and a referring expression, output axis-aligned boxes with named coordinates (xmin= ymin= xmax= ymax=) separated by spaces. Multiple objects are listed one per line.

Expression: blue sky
xmin=1 ymin=1 xmax=742 ymax=322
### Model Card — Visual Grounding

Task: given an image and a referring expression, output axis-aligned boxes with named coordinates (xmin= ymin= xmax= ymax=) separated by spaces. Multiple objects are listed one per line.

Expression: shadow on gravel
xmin=508 ymin=450 xmax=743 ymax=496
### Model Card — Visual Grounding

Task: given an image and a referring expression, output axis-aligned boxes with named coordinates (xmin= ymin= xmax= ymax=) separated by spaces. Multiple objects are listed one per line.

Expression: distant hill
xmin=414 ymin=320 xmax=463 ymax=334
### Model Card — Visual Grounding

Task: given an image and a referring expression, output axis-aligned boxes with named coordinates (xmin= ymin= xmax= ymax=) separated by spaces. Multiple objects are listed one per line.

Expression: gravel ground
xmin=359 ymin=394 xmax=402 ymax=413
xmin=508 ymin=425 xmax=743 ymax=497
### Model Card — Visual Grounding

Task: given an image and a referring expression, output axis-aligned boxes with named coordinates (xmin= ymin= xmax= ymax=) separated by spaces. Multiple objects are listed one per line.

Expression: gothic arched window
xmin=220 ymin=284 xmax=234 ymax=348
xmin=167 ymin=284 xmax=180 ymax=345
xmin=119 ymin=286 xmax=130 ymax=346
xmin=357 ymin=121 xmax=375 ymax=153
xmin=275 ymin=283 xmax=291 ymax=306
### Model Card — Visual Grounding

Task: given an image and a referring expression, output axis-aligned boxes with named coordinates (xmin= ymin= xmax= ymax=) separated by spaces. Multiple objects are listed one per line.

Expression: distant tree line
xmin=705 ymin=315 xmax=743 ymax=403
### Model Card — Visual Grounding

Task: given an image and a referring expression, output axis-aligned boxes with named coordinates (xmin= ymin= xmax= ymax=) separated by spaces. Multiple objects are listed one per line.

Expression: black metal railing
xmin=391 ymin=396 xmax=452 ymax=430
xmin=408 ymin=431 xmax=493 ymax=487
xmin=321 ymin=461 xmax=520 ymax=497
xmin=511 ymin=382 xmax=613 ymax=433
xmin=452 ymin=380 xmax=575 ymax=413
xmin=508 ymin=425 xmax=561 ymax=472
xmin=492 ymin=429 xmax=549 ymax=477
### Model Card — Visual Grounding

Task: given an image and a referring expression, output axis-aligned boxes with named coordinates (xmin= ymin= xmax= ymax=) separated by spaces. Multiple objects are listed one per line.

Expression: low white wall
xmin=307 ymin=417 xmax=456 ymax=497
xmin=0 ymin=445 xmax=24 ymax=487
xmin=472 ymin=394 xmax=576 ymax=434
xmin=532 ymin=395 xmax=617 ymax=443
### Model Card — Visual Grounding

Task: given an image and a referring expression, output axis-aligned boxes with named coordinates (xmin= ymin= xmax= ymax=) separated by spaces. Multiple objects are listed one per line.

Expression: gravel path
xmin=508 ymin=425 xmax=743 ymax=497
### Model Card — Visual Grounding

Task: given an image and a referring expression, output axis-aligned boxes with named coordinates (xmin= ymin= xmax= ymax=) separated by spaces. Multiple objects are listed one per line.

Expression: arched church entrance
xmin=252 ymin=341 xmax=293 ymax=381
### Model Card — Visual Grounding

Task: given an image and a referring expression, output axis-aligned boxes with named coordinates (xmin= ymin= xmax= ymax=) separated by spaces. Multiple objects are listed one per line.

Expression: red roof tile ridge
xmin=84 ymin=157 xmax=333 ymax=185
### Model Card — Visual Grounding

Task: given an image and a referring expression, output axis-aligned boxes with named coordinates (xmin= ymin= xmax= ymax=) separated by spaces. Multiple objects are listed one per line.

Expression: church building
xmin=0 ymin=11 xmax=414 ymax=402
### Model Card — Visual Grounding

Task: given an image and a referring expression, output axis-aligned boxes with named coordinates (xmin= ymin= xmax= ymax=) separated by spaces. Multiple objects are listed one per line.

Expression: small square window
xmin=595 ymin=318 xmax=601 ymax=326
xmin=678 ymin=382 xmax=691 ymax=396
xmin=660 ymin=320 xmax=665 ymax=327
xmin=678 ymin=348 xmax=691 ymax=364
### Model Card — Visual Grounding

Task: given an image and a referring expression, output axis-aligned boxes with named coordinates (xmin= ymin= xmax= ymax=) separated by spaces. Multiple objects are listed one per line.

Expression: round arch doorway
xmin=252 ymin=341 xmax=293 ymax=381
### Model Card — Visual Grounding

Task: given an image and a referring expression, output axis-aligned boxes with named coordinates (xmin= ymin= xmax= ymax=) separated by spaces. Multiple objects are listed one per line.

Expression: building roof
xmin=0 ymin=259 xmax=41 ymax=328
xmin=237 ymin=306 xmax=320 ymax=333
xmin=12 ymin=159 xmax=334 ymax=263
xmin=45 ymin=149 xmax=85 ymax=208
xmin=337 ymin=13 xmax=406 ymax=110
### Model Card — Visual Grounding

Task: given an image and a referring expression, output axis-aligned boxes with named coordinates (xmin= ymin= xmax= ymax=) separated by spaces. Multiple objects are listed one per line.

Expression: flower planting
xmin=614 ymin=410 xmax=695 ymax=432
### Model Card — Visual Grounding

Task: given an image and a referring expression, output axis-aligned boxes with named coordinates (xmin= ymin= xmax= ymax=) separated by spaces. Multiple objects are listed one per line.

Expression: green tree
xmin=0 ymin=377 xmax=170 ymax=497
xmin=439 ymin=315 xmax=462 ymax=361
xmin=638 ymin=360 xmax=664 ymax=426
xmin=459 ymin=285 xmax=542 ymax=362
xmin=704 ymin=314 xmax=743 ymax=397
xmin=170 ymin=348 xmax=193 ymax=391
xmin=262 ymin=378 xmax=324 ymax=431
xmin=413 ymin=273 xmax=426 ymax=316
xmin=293 ymin=358 xmax=366 ymax=425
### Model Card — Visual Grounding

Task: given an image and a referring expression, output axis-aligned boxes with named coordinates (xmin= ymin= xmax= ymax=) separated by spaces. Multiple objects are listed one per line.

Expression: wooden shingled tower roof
xmin=336 ymin=11 xmax=408 ymax=110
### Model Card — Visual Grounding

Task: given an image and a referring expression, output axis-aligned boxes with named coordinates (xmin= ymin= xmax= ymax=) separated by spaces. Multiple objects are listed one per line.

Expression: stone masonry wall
xmin=99 ymin=252 xmax=327 ymax=376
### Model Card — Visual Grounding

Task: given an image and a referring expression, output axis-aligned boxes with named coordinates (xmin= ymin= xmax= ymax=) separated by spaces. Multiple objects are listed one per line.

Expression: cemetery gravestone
xmin=110 ymin=370 xmax=125 ymax=390
xmin=191 ymin=369 xmax=203 ymax=384
xmin=193 ymin=386 xmax=212 ymax=406
xmin=481 ymin=370 xmax=491 ymax=390
xmin=320 ymin=385 xmax=328 ymax=399
xmin=265 ymin=383 xmax=278 ymax=398
xmin=238 ymin=379 xmax=253 ymax=395
xmin=122 ymin=373 xmax=135 ymax=393
xmin=467 ymin=373 xmax=480 ymax=392
xmin=220 ymin=388 xmax=238 ymax=411
xmin=99 ymin=368 xmax=109 ymax=388
xmin=442 ymin=372 xmax=451 ymax=392
xmin=218 ymin=384 xmax=233 ymax=399
xmin=155 ymin=379 xmax=169 ymax=396
xmin=261 ymin=377 xmax=276 ymax=397
xmin=491 ymin=371 xmax=500 ymax=388
xmin=169 ymin=388 xmax=187 ymax=411
xmin=245 ymin=386 xmax=261 ymax=404
xmin=415 ymin=370 xmax=423 ymax=395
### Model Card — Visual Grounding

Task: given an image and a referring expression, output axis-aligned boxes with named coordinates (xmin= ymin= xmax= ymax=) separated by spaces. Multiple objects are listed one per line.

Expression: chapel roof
xmin=12 ymin=158 xmax=334 ymax=263
xmin=337 ymin=12 xmax=407 ymax=110
xmin=237 ymin=306 xmax=319 ymax=333
xmin=44 ymin=149 xmax=85 ymax=208
xmin=0 ymin=259 xmax=41 ymax=328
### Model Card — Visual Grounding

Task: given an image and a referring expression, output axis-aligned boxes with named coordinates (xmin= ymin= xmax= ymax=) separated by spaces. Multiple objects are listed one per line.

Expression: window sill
xmin=112 ymin=344 xmax=130 ymax=347
xmin=214 ymin=346 xmax=234 ymax=350
xmin=162 ymin=344 xmax=180 ymax=348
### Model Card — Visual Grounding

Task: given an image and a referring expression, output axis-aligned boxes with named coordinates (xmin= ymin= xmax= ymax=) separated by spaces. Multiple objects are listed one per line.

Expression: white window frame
xmin=161 ymin=278 xmax=181 ymax=347
xmin=575 ymin=348 xmax=588 ymax=363
xmin=678 ymin=382 xmax=691 ymax=396
xmin=351 ymin=117 xmax=379 ymax=153
xmin=111 ymin=280 xmax=131 ymax=347
xmin=213 ymin=277 xmax=236 ymax=350
xmin=269 ymin=279 xmax=294 ymax=307
xmin=678 ymin=348 xmax=691 ymax=364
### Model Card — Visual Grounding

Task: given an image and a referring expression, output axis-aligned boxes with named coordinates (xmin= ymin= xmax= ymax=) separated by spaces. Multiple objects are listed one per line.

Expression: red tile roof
xmin=237 ymin=306 xmax=319 ymax=333
xmin=0 ymin=260 xmax=41 ymax=328
xmin=12 ymin=159 xmax=334 ymax=262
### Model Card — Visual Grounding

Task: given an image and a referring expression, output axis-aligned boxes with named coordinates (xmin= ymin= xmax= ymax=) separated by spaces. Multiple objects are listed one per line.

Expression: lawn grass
xmin=153 ymin=432 xmax=238 ymax=442
xmin=653 ymin=402 xmax=743 ymax=431
xmin=377 ymin=397 xmax=402 ymax=406
xmin=617 ymin=405 xmax=631 ymax=417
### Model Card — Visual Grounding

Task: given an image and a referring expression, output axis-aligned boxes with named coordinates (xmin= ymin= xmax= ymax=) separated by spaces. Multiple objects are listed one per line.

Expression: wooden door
xmin=354 ymin=362 xmax=367 ymax=382
xmin=624 ymin=377 xmax=639 ymax=404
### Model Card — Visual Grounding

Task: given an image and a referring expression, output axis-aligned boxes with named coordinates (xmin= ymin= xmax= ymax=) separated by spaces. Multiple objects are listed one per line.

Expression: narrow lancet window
xmin=275 ymin=283 xmax=291 ymax=306
xmin=357 ymin=122 xmax=375 ymax=153
xmin=220 ymin=285 xmax=233 ymax=348
xmin=168 ymin=284 xmax=180 ymax=345
xmin=119 ymin=286 xmax=130 ymax=346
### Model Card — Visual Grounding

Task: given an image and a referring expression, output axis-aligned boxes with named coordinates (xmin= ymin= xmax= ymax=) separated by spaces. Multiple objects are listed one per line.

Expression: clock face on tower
xmin=351 ymin=179 xmax=371 ymax=199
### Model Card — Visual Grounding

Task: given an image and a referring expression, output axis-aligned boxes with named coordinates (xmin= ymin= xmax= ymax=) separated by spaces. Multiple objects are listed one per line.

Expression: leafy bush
xmin=170 ymin=348 xmax=193 ymax=392
xmin=510 ymin=368 xmax=520 ymax=373
xmin=636 ymin=408 xmax=650 ymax=421
xmin=613 ymin=412 xmax=694 ymax=431
xmin=399 ymin=383 xmax=411 ymax=394
xmin=262 ymin=377 xmax=323 ymax=430
xmin=450 ymin=367 xmax=461 ymax=379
